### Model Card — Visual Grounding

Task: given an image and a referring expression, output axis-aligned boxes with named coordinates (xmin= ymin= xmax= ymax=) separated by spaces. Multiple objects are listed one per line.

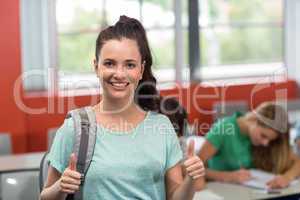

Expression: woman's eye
xmin=127 ymin=63 xmax=136 ymax=69
xmin=261 ymin=134 xmax=267 ymax=139
xmin=104 ymin=61 xmax=113 ymax=67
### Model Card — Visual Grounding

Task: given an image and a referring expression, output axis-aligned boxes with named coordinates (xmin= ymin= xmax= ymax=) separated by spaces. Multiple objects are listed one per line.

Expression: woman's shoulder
xmin=54 ymin=116 xmax=75 ymax=139
xmin=211 ymin=112 xmax=241 ymax=129
xmin=148 ymin=111 xmax=171 ymax=122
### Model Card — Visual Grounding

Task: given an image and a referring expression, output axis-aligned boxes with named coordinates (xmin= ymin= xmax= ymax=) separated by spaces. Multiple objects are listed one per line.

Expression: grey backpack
xmin=39 ymin=106 xmax=97 ymax=200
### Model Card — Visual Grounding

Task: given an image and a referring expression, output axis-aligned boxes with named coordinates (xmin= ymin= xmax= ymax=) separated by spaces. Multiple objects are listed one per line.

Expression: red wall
xmin=23 ymin=80 xmax=299 ymax=152
xmin=1 ymin=0 xmax=299 ymax=153
xmin=0 ymin=0 xmax=28 ymax=153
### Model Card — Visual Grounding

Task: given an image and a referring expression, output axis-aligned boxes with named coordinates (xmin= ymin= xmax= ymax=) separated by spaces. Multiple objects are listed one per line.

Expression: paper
xmin=242 ymin=169 xmax=299 ymax=190
xmin=242 ymin=169 xmax=274 ymax=189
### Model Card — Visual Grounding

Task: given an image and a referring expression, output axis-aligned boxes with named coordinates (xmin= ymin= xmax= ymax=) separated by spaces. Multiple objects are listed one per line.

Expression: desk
xmin=0 ymin=152 xmax=44 ymax=200
xmin=0 ymin=152 xmax=44 ymax=173
xmin=194 ymin=182 xmax=300 ymax=200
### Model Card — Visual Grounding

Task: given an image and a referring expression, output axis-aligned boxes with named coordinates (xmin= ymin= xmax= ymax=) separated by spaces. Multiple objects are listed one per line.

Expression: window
xmin=21 ymin=0 xmax=287 ymax=91
xmin=197 ymin=0 xmax=283 ymax=66
xmin=56 ymin=0 xmax=176 ymax=89
xmin=56 ymin=0 xmax=175 ymax=73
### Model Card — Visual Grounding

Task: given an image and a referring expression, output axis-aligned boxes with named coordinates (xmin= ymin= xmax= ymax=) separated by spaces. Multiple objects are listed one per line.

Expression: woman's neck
xmin=96 ymin=97 xmax=143 ymax=118
xmin=237 ymin=116 xmax=250 ymax=136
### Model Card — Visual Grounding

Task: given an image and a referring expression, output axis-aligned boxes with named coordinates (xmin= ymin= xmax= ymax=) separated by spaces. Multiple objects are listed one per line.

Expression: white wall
xmin=285 ymin=0 xmax=300 ymax=84
xmin=20 ymin=0 xmax=58 ymax=91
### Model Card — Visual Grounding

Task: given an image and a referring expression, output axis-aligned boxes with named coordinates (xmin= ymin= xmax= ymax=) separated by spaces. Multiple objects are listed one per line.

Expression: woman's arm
xmin=283 ymin=151 xmax=300 ymax=181
xmin=166 ymin=162 xmax=205 ymax=200
xmin=181 ymin=166 xmax=206 ymax=191
xmin=40 ymin=166 xmax=67 ymax=200
xmin=267 ymin=151 xmax=300 ymax=189
xmin=40 ymin=154 xmax=81 ymax=200
xmin=166 ymin=140 xmax=205 ymax=200
xmin=198 ymin=140 xmax=217 ymax=164
xmin=205 ymin=169 xmax=250 ymax=183
xmin=198 ymin=140 xmax=250 ymax=183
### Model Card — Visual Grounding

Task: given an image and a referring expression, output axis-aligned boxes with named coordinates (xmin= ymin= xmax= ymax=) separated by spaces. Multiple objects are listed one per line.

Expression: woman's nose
xmin=262 ymin=139 xmax=269 ymax=146
xmin=113 ymin=65 xmax=126 ymax=79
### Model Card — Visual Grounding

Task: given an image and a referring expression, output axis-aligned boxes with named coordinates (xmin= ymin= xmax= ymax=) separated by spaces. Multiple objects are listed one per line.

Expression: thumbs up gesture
xmin=59 ymin=153 xmax=82 ymax=194
xmin=183 ymin=139 xmax=205 ymax=180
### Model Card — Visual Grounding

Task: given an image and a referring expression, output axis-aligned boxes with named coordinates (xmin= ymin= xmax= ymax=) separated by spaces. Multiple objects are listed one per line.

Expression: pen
xmin=254 ymin=189 xmax=281 ymax=195
xmin=266 ymin=189 xmax=281 ymax=194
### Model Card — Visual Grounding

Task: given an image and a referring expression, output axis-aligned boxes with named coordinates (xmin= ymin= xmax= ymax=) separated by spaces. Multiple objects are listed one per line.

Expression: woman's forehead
xmin=100 ymin=38 xmax=141 ymax=60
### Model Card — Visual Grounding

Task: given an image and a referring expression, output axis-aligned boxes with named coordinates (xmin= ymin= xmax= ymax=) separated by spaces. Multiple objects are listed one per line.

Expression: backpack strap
xmin=66 ymin=106 xmax=97 ymax=200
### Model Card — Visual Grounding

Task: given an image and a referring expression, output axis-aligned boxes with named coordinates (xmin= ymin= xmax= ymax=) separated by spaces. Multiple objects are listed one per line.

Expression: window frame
xmin=21 ymin=0 xmax=290 ymax=93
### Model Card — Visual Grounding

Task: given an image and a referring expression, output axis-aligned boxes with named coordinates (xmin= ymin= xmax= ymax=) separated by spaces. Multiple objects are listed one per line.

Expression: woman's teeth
xmin=110 ymin=82 xmax=129 ymax=88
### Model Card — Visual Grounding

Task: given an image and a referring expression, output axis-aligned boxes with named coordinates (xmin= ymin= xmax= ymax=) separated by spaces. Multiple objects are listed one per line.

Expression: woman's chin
xmin=108 ymin=91 xmax=132 ymax=101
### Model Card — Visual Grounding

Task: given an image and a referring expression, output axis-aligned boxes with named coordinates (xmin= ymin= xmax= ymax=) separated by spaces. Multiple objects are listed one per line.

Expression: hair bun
xmin=117 ymin=15 xmax=142 ymax=29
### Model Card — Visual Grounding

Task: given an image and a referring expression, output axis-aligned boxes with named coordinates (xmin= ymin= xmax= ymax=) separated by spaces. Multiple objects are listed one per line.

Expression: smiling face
xmin=94 ymin=38 xmax=144 ymax=103
xmin=248 ymin=122 xmax=278 ymax=146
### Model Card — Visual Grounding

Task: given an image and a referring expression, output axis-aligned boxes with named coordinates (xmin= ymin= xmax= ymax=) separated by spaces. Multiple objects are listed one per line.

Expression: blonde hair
xmin=249 ymin=102 xmax=292 ymax=174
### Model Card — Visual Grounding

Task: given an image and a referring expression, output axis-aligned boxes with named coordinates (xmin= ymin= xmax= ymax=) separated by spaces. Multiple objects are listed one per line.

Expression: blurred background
xmin=1 ymin=0 xmax=300 ymax=200
xmin=1 ymin=0 xmax=300 ymax=154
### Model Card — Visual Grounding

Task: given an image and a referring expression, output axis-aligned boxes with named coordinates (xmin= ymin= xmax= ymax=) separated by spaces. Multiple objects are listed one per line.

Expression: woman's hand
xmin=59 ymin=153 xmax=82 ymax=194
xmin=267 ymin=175 xmax=290 ymax=189
xmin=228 ymin=169 xmax=251 ymax=184
xmin=183 ymin=140 xmax=205 ymax=180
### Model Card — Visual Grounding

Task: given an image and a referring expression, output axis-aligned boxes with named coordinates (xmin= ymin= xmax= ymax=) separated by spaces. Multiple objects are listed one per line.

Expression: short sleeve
xmin=205 ymin=119 xmax=225 ymax=150
xmin=47 ymin=118 xmax=75 ymax=173
xmin=163 ymin=116 xmax=183 ymax=171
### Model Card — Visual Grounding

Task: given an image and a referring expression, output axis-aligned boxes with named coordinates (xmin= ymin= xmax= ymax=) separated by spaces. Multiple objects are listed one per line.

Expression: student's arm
xmin=181 ymin=166 xmax=206 ymax=191
xmin=166 ymin=158 xmax=205 ymax=199
xmin=199 ymin=140 xmax=232 ymax=182
xmin=165 ymin=163 xmax=194 ymax=200
xmin=166 ymin=140 xmax=205 ymax=200
xmin=284 ymin=151 xmax=300 ymax=180
xmin=40 ymin=166 xmax=66 ymax=200
xmin=267 ymin=151 xmax=300 ymax=189
xmin=40 ymin=154 xmax=81 ymax=200
xmin=199 ymin=140 xmax=251 ymax=183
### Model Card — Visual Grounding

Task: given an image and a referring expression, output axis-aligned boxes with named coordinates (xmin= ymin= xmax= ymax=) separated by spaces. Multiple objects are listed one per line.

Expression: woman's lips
xmin=109 ymin=82 xmax=129 ymax=90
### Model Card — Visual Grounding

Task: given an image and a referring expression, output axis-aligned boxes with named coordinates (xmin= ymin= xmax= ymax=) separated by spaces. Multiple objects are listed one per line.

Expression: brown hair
xmin=159 ymin=97 xmax=188 ymax=137
xmin=95 ymin=15 xmax=159 ymax=111
xmin=250 ymin=102 xmax=292 ymax=174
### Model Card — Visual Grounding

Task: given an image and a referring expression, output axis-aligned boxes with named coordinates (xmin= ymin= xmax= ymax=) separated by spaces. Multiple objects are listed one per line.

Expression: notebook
xmin=242 ymin=169 xmax=299 ymax=190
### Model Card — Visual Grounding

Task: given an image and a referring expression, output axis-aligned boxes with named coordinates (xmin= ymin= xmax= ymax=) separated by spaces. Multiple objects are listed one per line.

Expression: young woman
xmin=199 ymin=101 xmax=300 ymax=189
xmin=40 ymin=16 xmax=205 ymax=200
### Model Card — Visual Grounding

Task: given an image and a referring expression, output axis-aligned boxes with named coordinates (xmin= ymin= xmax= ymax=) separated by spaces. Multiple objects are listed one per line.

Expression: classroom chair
xmin=0 ymin=133 xmax=12 ymax=155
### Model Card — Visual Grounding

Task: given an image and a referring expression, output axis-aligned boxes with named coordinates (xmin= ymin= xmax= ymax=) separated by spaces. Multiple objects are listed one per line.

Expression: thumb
xmin=68 ymin=153 xmax=77 ymax=171
xmin=186 ymin=139 xmax=195 ymax=158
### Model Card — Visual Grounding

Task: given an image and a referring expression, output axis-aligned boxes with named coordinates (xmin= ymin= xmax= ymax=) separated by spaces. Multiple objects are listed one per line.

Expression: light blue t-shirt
xmin=48 ymin=111 xmax=183 ymax=200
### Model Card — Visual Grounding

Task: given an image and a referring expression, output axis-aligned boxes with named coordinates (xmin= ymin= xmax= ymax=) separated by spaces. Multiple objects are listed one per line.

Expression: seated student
xmin=159 ymin=97 xmax=188 ymax=152
xmin=159 ymin=97 xmax=205 ymax=191
xmin=199 ymin=101 xmax=300 ymax=189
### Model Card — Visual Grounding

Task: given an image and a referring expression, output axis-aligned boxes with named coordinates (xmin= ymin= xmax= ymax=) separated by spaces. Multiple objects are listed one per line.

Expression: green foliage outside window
xmin=57 ymin=0 xmax=283 ymax=73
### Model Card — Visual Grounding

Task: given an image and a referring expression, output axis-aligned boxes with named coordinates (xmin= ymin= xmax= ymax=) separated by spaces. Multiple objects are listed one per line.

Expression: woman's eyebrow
xmin=103 ymin=58 xmax=114 ymax=61
xmin=124 ymin=59 xmax=137 ymax=62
